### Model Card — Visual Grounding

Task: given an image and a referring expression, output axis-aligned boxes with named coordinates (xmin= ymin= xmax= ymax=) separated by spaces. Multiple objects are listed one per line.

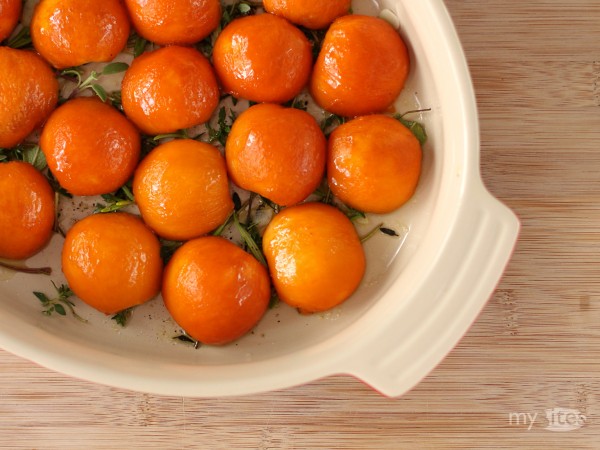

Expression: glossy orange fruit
xmin=133 ymin=139 xmax=233 ymax=241
xmin=40 ymin=97 xmax=140 ymax=197
xmin=263 ymin=0 xmax=350 ymax=29
xmin=124 ymin=0 xmax=220 ymax=45
xmin=328 ymin=115 xmax=422 ymax=214
xmin=122 ymin=45 xmax=219 ymax=135
xmin=0 ymin=162 xmax=55 ymax=260
xmin=0 ymin=0 xmax=22 ymax=42
xmin=263 ymin=202 xmax=366 ymax=313
xmin=62 ymin=212 xmax=163 ymax=315
xmin=31 ymin=0 xmax=130 ymax=69
xmin=212 ymin=13 xmax=312 ymax=103
xmin=0 ymin=47 xmax=58 ymax=149
xmin=226 ymin=103 xmax=326 ymax=206
xmin=310 ymin=15 xmax=410 ymax=117
xmin=162 ymin=236 xmax=271 ymax=345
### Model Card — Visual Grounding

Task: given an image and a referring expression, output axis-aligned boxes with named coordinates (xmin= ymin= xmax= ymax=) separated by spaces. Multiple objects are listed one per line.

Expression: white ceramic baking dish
xmin=0 ymin=0 xmax=519 ymax=397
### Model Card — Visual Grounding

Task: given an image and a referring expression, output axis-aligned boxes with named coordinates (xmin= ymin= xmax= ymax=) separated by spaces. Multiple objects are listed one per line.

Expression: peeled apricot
xmin=124 ymin=0 xmax=220 ymax=45
xmin=62 ymin=212 xmax=163 ymax=315
xmin=263 ymin=202 xmax=365 ymax=313
xmin=40 ymin=97 xmax=140 ymax=197
xmin=162 ymin=236 xmax=271 ymax=345
xmin=0 ymin=162 xmax=55 ymax=260
xmin=133 ymin=139 xmax=233 ymax=241
xmin=31 ymin=0 xmax=130 ymax=69
xmin=226 ymin=103 xmax=326 ymax=206
xmin=0 ymin=47 xmax=58 ymax=149
xmin=263 ymin=0 xmax=350 ymax=30
xmin=212 ymin=13 xmax=312 ymax=103
xmin=328 ymin=115 xmax=422 ymax=214
xmin=122 ymin=46 xmax=219 ymax=135
xmin=310 ymin=15 xmax=410 ymax=117
xmin=0 ymin=0 xmax=22 ymax=42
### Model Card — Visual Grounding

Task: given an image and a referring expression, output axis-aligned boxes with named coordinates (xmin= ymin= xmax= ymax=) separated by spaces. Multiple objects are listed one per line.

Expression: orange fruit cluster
xmin=1 ymin=2 xmax=424 ymax=346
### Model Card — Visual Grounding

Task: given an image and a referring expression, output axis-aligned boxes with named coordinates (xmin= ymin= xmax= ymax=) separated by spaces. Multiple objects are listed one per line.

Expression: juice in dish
xmin=0 ymin=0 xmax=430 ymax=352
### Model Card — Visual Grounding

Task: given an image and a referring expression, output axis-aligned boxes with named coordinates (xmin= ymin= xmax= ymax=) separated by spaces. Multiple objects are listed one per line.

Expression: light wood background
xmin=2 ymin=1 xmax=600 ymax=448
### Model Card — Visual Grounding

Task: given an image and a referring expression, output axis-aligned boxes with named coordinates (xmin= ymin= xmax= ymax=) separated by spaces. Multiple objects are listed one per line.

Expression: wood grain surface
xmin=2 ymin=1 xmax=600 ymax=448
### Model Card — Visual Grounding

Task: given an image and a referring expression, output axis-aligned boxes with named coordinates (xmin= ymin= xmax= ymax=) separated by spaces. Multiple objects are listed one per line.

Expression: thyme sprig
xmin=94 ymin=184 xmax=135 ymax=213
xmin=206 ymin=106 xmax=236 ymax=146
xmin=0 ymin=143 xmax=47 ymax=170
xmin=5 ymin=25 xmax=32 ymax=49
xmin=60 ymin=62 xmax=129 ymax=103
xmin=33 ymin=282 xmax=87 ymax=323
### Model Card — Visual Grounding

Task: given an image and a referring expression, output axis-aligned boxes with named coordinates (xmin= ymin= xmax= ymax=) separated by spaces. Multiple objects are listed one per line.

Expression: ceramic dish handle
xmin=344 ymin=183 xmax=520 ymax=397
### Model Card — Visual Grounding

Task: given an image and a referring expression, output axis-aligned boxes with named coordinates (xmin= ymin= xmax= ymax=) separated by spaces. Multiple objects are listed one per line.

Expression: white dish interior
xmin=0 ymin=0 xmax=519 ymax=397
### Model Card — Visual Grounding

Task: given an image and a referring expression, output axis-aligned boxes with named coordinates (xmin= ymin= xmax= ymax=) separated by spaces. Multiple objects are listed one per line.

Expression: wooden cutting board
xmin=1 ymin=1 xmax=599 ymax=448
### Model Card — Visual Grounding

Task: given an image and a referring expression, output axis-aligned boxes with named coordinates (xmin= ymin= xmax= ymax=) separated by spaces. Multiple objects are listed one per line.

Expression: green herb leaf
xmin=91 ymin=84 xmax=108 ymax=102
xmin=160 ymin=239 xmax=184 ymax=265
xmin=21 ymin=145 xmax=47 ymax=171
xmin=54 ymin=304 xmax=66 ymax=316
xmin=321 ymin=113 xmax=346 ymax=136
xmin=233 ymin=212 xmax=267 ymax=266
xmin=34 ymin=292 xmax=50 ymax=304
xmin=102 ymin=62 xmax=129 ymax=75
xmin=94 ymin=184 xmax=135 ymax=213
xmin=0 ymin=143 xmax=47 ymax=170
xmin=238 ymin=3 xmax=251 ymax=14
xmin=393 ymin=109 xmax=431 ymax=146
xmin=6 ymin=26 xmax=32 ymax=49
xmin=153 ymin=130 xmax=188 ymax=141
xmin=111 ymin=307 xmax=133 ymax=327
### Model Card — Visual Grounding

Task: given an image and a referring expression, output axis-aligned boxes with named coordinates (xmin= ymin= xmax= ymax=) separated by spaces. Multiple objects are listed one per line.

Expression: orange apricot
xmin=0 ymin=0 xmax=22 ymax=42
xmin=133 ymin=139 xmax=233 ymax=241
xmin=0 ymin=162 xmax=55 ymax=260
xmin=40 ymin=97 xmax=140 ymax=196
xmin=124 ymin=0 xmax=220 ymax=45
xmin=263 ymin=0 xmax=350 ymax=30
xmin=212 ymin=13 xmax=312 ymax=103
xmin=262 ymin=202 xmax=366 ymax=313
xmin=310 ymin=15 xmax=410 ymax=117
xmin=31 ymin=0 xmax=130 ymax=69
xmin=121 ymin=46 xmax=219 ymax=135
xmin=62 ymin=212 xmax=163 ymax=315
xmin=328 ymin=115 xmax=422 ymax=214
xmin=162 ymin=236 xmax=271 ymax=345
xmin=0 ymin=47 xmax=58 ymax=149
xmin=226 ymin=103 xmax=326 ymax=206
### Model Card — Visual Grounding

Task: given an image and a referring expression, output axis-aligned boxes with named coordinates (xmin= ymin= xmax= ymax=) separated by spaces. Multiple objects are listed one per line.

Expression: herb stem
xmin=0 ymin=261 xmax=52 ymax=275
xmin=360 ymin=222 xmax=385 ymax=243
